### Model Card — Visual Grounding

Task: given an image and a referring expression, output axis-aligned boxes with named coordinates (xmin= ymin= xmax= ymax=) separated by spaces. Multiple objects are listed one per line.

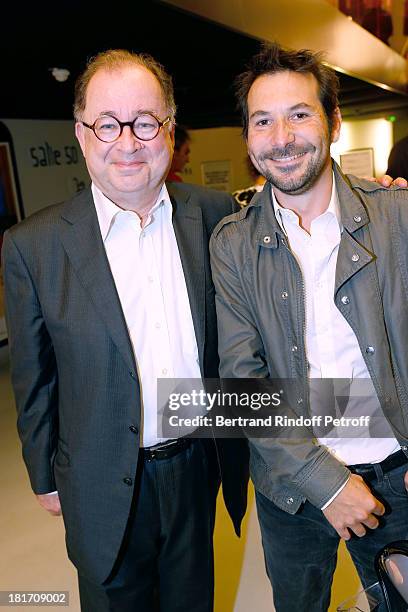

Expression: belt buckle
xmin=155 ymin=439 xmax=178 ymax=454
xmin=144 ymin=439 xmax=179 ymax=461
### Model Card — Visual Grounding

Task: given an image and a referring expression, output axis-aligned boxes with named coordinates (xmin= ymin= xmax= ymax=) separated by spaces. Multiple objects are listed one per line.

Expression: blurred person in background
xmin=387 ymin=134 xmax=408 ymax=181
xmin=167 ymin=125 xmax=191 ymax=182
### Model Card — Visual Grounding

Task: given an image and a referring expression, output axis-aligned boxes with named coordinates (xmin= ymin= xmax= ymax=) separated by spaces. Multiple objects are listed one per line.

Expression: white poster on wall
xmin=339 ymin=148 xmax=375 ymax=178
xmin=2 ymin=119 xmax=89 ymax=218
xmin=0 ymin=119 xmax=90 ymax=343
xmin=201 ymin=159 xmax=231 ymax=192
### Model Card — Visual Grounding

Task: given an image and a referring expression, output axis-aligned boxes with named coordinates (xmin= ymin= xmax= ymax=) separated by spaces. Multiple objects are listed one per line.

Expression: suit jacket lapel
xmin=168 ymin=183 xmax=206 ymax=370
xmin=58 ymin=188 xmax=136 ymax=373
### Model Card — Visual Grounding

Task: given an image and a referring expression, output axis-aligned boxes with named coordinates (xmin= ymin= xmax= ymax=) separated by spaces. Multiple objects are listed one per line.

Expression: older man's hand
xmin=365 ymin=175 xmax=408 ymax=188
xmin=36 ymin=492 xmax=62 ymax=516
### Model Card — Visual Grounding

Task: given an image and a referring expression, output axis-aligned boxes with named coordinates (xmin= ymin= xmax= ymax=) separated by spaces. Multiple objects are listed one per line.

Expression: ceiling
xmin=2 ymin=0 xmax=407 ymax=128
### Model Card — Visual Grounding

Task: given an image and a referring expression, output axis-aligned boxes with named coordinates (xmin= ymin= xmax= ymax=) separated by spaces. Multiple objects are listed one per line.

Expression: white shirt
xmin=92 ymin=183 xmax=201 ymax=447
xmin=272 ymin=178 xmax=399 ymax=466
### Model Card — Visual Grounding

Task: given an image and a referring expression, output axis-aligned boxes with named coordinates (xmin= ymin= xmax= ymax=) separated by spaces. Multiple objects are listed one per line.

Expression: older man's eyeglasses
xmin=81 ymin=113 xmax=171 ymax=143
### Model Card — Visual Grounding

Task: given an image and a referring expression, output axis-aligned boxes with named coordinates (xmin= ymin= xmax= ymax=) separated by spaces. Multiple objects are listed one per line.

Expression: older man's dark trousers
xmin=78 ymin=439 xmax=219 ymax=612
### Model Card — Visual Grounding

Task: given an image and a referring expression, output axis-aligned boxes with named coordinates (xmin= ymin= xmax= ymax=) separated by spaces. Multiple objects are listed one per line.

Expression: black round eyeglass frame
xmin=81 ymin=113 xmax=172 ymax=143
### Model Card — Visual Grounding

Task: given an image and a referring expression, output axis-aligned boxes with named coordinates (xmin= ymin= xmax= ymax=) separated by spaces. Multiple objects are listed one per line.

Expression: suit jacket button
xmin=123 ymin=477 xmax=133 ymax=486
xmin=129 ymin=425 xmax=139 ymax=435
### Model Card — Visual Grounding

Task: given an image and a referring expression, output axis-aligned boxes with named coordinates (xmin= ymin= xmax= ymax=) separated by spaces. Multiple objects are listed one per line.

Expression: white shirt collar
xmin=271 ymin=172 xmax=342 ymax=233
xmin=92 ymin=182 xmax=172 ymax=242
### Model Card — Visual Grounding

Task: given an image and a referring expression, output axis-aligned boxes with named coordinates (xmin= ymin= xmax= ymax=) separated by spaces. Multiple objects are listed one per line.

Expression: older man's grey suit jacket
xmin=3 ymin=182 xmax=249 ymax=584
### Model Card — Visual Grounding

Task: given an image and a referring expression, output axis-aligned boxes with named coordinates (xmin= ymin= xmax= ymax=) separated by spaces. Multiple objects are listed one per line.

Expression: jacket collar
xmin=250 ymin=160 xmax=370 ymax=249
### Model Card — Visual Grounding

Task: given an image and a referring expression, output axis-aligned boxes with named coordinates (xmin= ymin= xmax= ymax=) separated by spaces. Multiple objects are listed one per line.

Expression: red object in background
xmin=404 ymin=0 xmax=408 ymax=35
xmin=339 ymin=0 xmax=364 ymax=23
xmin=362 ymin=7 xmax=393 ymax=43
xmin=167 ymin=171 xmax=183 ymax=183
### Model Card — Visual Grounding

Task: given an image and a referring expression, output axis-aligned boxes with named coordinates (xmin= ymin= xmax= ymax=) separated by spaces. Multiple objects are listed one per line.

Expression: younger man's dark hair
xmin=235 ymin=42 xmax=339 ymax=137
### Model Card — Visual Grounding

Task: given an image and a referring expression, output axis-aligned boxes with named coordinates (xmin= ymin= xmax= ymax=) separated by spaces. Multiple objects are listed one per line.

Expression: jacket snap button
xmin=292 ymin=345 xmax=298 ymax=352
xmin=401 ymin=445 xmax=407 ymax=452
xmin=281 ymin=291 xmax=288 ymax=299
xmin=297 ymin=398 xmax=303 ymax=404
xmin=353 ymin=215 xmax=362 ymax=223
xmin=351 ymin=254 xmax=360 ymax=262
xmin=129 ymin=425 xmax=139 ymax=435
xmin=287 ymin=497 xmax=294 ymax=504
xmin=123 ymin=477 xmax=133 ymax=486
xmin=263 ymin=235 xmax=271 ymax=244
xmin=366 ymin=346 xmax=375 ymax=354
xmin=341 ymin=296 xmax=350 ymax=305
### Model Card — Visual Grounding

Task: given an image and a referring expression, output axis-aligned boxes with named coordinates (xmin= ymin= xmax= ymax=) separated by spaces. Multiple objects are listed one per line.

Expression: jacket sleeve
xmin=2 ymin=230 xmax=58 ymax=494
xmin=210 ymin=224 xmax=350 ymax=509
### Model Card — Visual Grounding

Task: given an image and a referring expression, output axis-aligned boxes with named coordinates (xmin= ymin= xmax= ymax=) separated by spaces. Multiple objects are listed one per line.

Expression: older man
xmin=3 ymin=50 xmax=248 ymax=612
xmin=211 ymin=43 xmax=408 ymax=612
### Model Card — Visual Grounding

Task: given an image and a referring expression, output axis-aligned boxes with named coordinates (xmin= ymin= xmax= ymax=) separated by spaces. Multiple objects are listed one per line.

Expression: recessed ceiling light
xmin=50 ymin=67 xmax=70 ymax=82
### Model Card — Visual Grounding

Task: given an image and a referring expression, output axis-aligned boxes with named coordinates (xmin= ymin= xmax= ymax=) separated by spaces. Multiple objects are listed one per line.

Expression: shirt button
xmin=155 ymin=322 xmax=161 ymax=329
xmin=263 ymin=235 xmax=271 ymax=244
xmin=353 ymin=215 xmax=362 ymax=223
xmin=123 ymin=477 xmax=133 ymax=486
xmin=162 ymin=368 xmax=168 ymax=375
xmin=351 ymin=253 xmax=360 ymax=262
xmin=286 ymin=497 xmax=294 ymax=504
xmin=341 ymin=296 xmax=350 ymax=305
xmin=129 ymin=425 xmax=139 ymax=435
xmin=148 ymin=276 xmax=154 ymax=283
xmin=281 ymin=291 xmax=288 ymax=299
xmin=366 ymin=346 xmax=375 ymax=354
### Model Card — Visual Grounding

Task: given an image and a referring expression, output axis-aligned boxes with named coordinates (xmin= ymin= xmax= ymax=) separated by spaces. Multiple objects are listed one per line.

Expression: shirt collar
xmin=271 ymin=172 xmax=342 ymax=233
xmin=92 ymin=183 xmax=172 ymax=242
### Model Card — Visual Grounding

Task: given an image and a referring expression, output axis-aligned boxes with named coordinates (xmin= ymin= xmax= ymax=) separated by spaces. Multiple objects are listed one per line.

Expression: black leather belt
xmin=141 ymin=438 xmax=192 ymax=461
xmin=348 ymin=449 xmax=408 ymax=482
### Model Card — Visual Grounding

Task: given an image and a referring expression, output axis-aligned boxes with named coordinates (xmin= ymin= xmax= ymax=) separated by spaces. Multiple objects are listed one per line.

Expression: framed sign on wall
xmin=339 ymin=148 xmax=375 ymax=178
